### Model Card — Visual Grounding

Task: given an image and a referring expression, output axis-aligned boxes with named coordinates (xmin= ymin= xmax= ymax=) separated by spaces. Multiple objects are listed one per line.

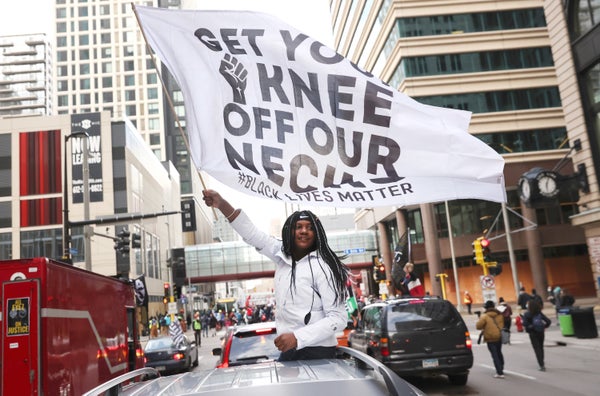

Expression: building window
xmin=101 ymin=33 xmax=111 ymax=44
xmin=79 ymin=49 xmax=90 ymax=60
xmin=102 ymin=76 xmax=112 ymax=87
xmin=123 ymin=46 xmax=134 ymax=57
xmin=58 ymin=95 xmax=68 ymax=106
xmin=103 ymin=92 xmax=113 ymax=103
xmin=125 ymin=90 xmax=136 ymax=101
xmin=57 ymin=36 xmax=67 ymax=47
xmin=57 ymin=51 xmax=68 ymax=62
xmin=124 ymin=60 xmax=134 ymax=71
xmin=57 ymin=66 xmax=68 ymax=76
xmin=79 ymin=64 xmax=90 ymax=75
xmin=57 ymin=80 xmax=68 ymax=91
xmin=80 ymin=79 xmax=91 ymax=89
xmin=149 ymin=132 xmax=161 ymax=144
xmin=79 ymin=35 xmax=89 ymax=46
xmin=101 ymin=47 xmax=112 ymax=58
xmin=124 ymin=75 xmax=135 ymax=86
xmin=147 ymin=73 xmax=157 ymax=84
xmin=79 ymin=20 xmax=89 ymax=31
xmin=147 ymin=88 xmax=158 ymax=99
xmin=78 ymin=6 xmax=88 ymax=17
xmin=148 ymin=119 xmax=160 ymax=131
xmin=126 ymin=104 xmax=136 ymax=116
xmin=57 ymin=22 xmax=67 ymax=33
xmin=415 ymin=87 xmax=562 ymax=113
xmin=148 ymin=103 xmax=159 ymax=114
xmin=99 ymin=4 xmax=110 ymax=15
xmin=80 ymin=94 xmax=91 ymax=105
xmin=101 ymin=62 xmax=112 ymax=73
xmin=100 ymin=18 xmax=110 ymax=29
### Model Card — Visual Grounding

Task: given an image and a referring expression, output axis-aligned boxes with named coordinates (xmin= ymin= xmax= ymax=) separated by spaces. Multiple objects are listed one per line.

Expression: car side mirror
xmin=212 ymin=347 xmax=222 ymax=356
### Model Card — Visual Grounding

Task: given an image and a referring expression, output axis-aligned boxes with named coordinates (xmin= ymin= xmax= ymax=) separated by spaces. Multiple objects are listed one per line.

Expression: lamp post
xmin=62 ymin=131 xmax=89 ymax=264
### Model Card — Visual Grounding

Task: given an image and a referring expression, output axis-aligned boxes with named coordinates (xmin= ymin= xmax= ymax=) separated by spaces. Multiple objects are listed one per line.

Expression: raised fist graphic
xmin=219 ymin=54 xmax=248 ymax=104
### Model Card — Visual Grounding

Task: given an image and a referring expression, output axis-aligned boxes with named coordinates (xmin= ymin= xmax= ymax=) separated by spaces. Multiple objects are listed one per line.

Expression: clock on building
xmin=536 ymin=171 xmax=559 ymax=198
xmin=518 ymin=176 xmax=534 ymax=202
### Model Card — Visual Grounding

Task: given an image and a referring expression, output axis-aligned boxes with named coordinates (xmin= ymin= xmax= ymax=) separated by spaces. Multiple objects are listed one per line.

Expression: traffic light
xmin=472 ymin=238 xmax=483 ymax=265
xmin=373 ymin=256 xmax=386 ymax=281
xmin=114 ymin=229 xmax=130 ymax=256
xmin=131 ymin=232 xmax=141 ymax=249
xmin=164 ymin=282 xmax=170 ymax=299
xmin=481 ymin=238 xmax=492 ymax=262
xmin=489 ymin=263 xmax=503 ymax=276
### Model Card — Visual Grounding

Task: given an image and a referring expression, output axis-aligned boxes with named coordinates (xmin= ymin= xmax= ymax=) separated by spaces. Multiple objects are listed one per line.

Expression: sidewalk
xmin=464 ymin=296 xmax=600 ymax=351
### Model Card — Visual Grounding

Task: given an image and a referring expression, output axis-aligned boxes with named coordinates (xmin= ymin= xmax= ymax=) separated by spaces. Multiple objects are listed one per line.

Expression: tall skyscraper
xmin=0 ymin=33 xmax=53 ymax=117
xmin=54 ymin=0 xmax=166 ymax=158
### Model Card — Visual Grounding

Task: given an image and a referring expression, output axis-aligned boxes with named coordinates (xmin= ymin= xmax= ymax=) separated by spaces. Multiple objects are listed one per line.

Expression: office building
xmin=331 ymin=0 xmax=596 ymax=301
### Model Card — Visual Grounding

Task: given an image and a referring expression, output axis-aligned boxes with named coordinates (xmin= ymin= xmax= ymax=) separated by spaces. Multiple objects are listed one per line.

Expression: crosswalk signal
xmin=164 ymin=282 xmax=170 ymax=298
xmin=373 ymin=256 xmax=386 ymax=281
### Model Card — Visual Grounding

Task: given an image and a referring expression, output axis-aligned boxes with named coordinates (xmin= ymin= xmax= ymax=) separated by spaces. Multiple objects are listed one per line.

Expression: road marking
xmin=479 ymin=364 xmax=537 ymax=380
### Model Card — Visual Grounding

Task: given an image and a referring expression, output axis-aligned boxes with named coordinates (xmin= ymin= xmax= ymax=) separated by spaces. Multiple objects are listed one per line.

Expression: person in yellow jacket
xmin=476 ymin=300 xmax=506 ymax=378
xmin=463 ymin=291 xmax=473 ymax=314
xmin=192 ymin=313 xmax=202 ymax=347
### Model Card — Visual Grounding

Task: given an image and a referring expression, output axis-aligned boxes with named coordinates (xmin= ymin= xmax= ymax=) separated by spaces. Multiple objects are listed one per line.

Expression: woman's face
xmin=293 ymin=219 xmax=315 ymax=254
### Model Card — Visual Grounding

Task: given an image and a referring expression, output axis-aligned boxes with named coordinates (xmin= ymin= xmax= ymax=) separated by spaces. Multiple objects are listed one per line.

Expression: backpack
xmin=532 ymin=313 xmax=545 ymax=332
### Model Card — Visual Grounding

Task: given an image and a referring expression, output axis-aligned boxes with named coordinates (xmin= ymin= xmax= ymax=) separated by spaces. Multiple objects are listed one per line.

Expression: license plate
xmin=155 ymin=366 xmax=166 ymax=371
xmin=422 ymin=359 xmax=438 ymax=368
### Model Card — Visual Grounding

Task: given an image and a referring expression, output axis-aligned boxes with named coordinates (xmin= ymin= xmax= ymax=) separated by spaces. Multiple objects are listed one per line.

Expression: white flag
xmin=135 ymin=6 xmax=506 ymax=207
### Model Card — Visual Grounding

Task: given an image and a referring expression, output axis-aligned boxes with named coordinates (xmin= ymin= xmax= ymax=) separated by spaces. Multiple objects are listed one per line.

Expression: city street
xmin=417 ymin=309 xmax=600 ymax=395
xmin=172 ymin=302 xmax=600 ymax=395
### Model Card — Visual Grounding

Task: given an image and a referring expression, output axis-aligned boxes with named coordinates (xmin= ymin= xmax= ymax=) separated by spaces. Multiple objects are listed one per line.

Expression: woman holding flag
xmin=202 ymin=189 xmax=349 ymax=361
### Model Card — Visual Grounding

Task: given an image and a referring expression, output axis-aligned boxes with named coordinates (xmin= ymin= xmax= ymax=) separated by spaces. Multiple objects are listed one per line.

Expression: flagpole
xmin=131 ymin=3 xmax=217 ymax=219
xmin=445 ymin=201 xmax=462 ymax=311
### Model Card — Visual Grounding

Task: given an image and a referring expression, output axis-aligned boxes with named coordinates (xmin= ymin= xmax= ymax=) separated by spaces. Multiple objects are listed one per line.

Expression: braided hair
xmin=281 ymin=210 xmax=349 ymax=304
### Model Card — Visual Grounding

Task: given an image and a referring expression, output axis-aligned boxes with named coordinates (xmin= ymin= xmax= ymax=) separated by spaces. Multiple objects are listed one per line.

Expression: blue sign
xmin=344 ymin=248 xmax=365 ymax=255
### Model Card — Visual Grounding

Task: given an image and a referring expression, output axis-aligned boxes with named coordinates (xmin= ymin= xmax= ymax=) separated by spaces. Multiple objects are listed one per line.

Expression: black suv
xmin=349 ymin=296 xmax=473 ymax=385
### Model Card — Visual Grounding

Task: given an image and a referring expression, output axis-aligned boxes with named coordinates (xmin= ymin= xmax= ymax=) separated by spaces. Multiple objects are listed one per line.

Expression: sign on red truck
xmin=0 ymin=257 xmax=144 ymax=395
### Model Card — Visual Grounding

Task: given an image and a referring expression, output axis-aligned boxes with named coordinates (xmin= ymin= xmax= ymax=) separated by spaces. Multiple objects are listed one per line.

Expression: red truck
xmin=0 ymin=257 xmax=144 ymax=395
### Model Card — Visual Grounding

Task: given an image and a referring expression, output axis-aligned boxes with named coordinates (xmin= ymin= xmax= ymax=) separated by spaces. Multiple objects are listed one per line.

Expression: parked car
xmin=82 ymin=347 xmax=426 ymax=396
xmin=213 ymin=321 xmax=280 ymax=367
xmin=349 ymin=296 xmax=473 ymax=385
xmin=143 ymin=335 xmax=198 ymax=374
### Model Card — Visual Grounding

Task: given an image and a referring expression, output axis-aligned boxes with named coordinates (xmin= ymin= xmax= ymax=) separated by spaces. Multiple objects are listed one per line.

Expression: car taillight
xmin=380 ymin=337 xmax=390 ymax=357
xmin=144 ymin=357 xmax=147 ymax=364
xmin=254 ymin=328 xmax=274 ymax=335
xmin=173 ymin=353 xmax=185 ymax=360
xmin=465 ymin=331 xmax=472 ymax=349
xmin=136 ymin=348 xmax=144 ymax=358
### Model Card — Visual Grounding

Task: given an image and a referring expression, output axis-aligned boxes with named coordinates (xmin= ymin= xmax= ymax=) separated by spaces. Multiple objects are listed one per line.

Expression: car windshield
xmin=388 ymin=301 xmax=460 ymax=331
xmin=145 ymin=338 xmax=175 ymax=351
xmin=228 ymin=332 xmax=280 ymax=364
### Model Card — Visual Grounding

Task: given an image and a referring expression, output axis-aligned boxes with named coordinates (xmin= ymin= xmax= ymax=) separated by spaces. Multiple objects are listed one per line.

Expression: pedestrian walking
xmin=497 ymin=297 xmax=513 ymax=330
xmin=201 ymin=312 xmax=210 ymax=338
xmin=192 ymin=313 xmax=202 ymax=347
xmin=463 ymin=291 xmax=473 ymax=315
xmin=522 ymin=299 xmax=551 ymax=371
xmin=517 ymin=287 xmax=532 ymax=312
xmin=476 ymin=300 xmax=506 ymax=378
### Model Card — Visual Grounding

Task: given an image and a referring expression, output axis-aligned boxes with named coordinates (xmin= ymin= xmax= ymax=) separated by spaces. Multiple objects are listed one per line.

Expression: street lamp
xmin=62 ymin=131 xmax=89 ymax=264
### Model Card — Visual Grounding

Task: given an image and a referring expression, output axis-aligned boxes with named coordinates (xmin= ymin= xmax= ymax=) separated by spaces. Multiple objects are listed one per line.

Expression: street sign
xmin=480 ymin=275 xmax=495 ymax=289
xmin=167 ymin=302 xmax=177 ymax=315
xmin=344 ymin=247 xmax=365 ymax=255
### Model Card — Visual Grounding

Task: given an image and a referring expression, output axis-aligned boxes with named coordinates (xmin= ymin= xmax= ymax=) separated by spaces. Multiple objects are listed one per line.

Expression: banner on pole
xmin=135 ymin=6 xmax=506 ymax=207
